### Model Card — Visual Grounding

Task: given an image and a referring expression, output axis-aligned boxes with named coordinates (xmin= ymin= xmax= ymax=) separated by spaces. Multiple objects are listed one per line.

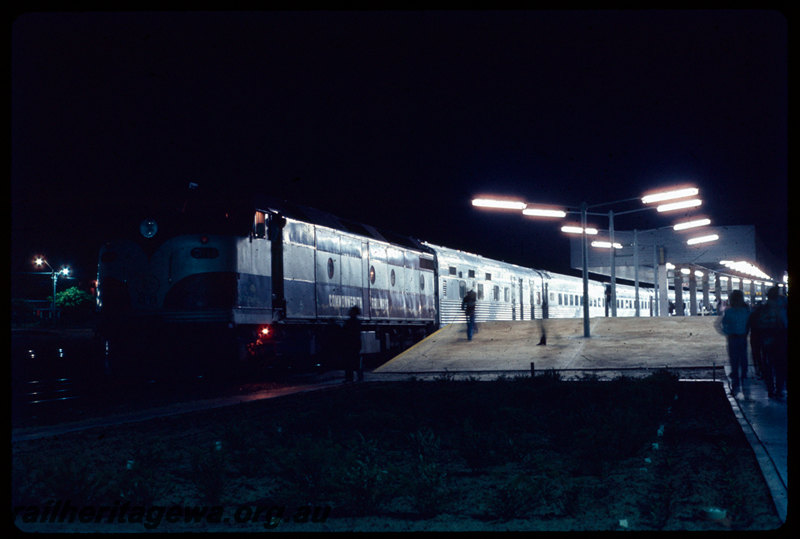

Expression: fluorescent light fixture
xmin=680 ymin=268 xmax=691 ymax=275
xmin=657 ymin=199 xmax=702 ymax=212
xmin=591 ymin=241 xmax=623 ymax=249
xmin=523 ymin=207 xmax=567 ymax=218
xmin=673 ymin=218 xmax=711 ymax=231
xmin=561 ymin=225 xmax=598 ymax=235
xmin=743 ymin=279 xmax=752 ymax=284
xmin=719 ymin=276 xmax=729 ymax=281
xmin=686 ymin=233 xmax=719 ymax=245
xmin=642 ymin=187 xmax=699 ymax=204
xmin=718 ymin=260 xmax=771 ymax=280
xmin=666 ymin=262 xmax=675 ymax=270
xmin=472 ymin=197 xmax=526 ymax=210
xmin=695 ymin=270 xmax=704 ymax=277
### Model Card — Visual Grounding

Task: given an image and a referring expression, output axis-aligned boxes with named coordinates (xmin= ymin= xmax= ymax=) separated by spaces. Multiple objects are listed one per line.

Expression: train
xmin=96 ymin=197 xmax=662 ymax=378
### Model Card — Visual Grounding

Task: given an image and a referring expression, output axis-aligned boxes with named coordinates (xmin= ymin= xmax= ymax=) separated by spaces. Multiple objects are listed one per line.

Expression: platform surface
xmin=376 ymin=316 xmax=727 ymax=373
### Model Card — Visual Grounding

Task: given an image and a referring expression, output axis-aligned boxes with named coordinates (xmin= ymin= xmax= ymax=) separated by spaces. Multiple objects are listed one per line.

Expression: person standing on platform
xmin=538 ymin=298 xmax=548 ymax=346
xmin=758 ymin=287 xmax=788 ymax=399
xmin=748 ymin=301 xmax=767 ymax=379
xmin=461 ymin=288 xmax=477 ymax=341
xmin=717 ymin=289 xmax=750 ymax=399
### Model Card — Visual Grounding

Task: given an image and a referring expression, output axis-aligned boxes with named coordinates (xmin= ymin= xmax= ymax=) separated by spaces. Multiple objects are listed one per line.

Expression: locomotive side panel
xmin=232 ymin=235 xmax=273 ymax=324
xmin=282 ymin=220 xmax=317 ymax=319
xmin=339 ymin=233 xmax=367 ymax=316
xmin=368 ymin=242 xmax=390 ymax=319
xmin=315 ymin=226 xmax=343 ymax=318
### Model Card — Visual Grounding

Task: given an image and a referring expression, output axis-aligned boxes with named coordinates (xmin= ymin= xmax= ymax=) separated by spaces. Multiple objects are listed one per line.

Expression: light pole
xmin=473 ymin=185 xmax=704 ymax=338
xmin=34 ymin=257 xmax=70 ymax=321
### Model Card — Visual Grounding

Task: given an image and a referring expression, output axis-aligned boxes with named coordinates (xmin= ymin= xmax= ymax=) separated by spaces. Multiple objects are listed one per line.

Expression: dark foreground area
xmin=12 ymin=373 xmax=781 ymax=532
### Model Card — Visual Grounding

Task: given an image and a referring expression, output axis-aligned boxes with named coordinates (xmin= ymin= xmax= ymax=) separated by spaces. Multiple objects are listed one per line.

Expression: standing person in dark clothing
xmin=462 ymin=288 xmax=477 ymax=341
xmin=343 ymin=306 xmax=363 ymax=382
xmin=717 ymin=290 xmax=750 ymax=399
xmin=758 ymin=287 xmax=788 ymax=399
xmin=538 ymin=298 xmax=548 ymax=345
xmin=748 ymin=301 xmax=767 ymax=379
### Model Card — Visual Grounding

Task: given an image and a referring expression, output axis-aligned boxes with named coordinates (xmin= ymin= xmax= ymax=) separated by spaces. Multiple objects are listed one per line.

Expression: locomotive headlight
xmin=260 ymin=326 xmax=272 ymax=337
xmin=140 ymin=218 xmax=158 ymax=239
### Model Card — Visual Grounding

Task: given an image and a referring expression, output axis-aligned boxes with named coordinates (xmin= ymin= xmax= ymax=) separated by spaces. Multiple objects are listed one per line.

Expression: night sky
xmin=11 ymin=10 xmax=788 ymax=294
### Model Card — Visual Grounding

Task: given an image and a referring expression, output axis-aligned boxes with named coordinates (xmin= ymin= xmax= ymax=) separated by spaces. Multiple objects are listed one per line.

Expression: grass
xmin=12 ymin=371 xmax=782 ymax=532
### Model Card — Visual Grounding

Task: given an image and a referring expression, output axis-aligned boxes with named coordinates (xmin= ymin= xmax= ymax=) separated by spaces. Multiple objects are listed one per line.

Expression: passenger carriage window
xmin=558 ymin=293 xmax=563 ymax=305
xmin=504 ymin=288 xmax=509 ymax=302
xmin=493 ymin=286 xmax=500 ymax=301
xmin=477 ymin=284 xmax=484 ymax=300
xmin=419 ymin=274 xmax=425 ymax=291
xmin=369 ymin=266 xmax=376 ymax=285
xmin=459 ymin=280 xmax=467 ymax=299
xmin=327 ymin=258 xmax=335 ymax=279
xmin=391 ymin=269 xmax=396 ymax=287
xmin=485 ymin=273 xmax=492 ymax=281
xmin=449 ymin=266 xmax=457 ymax=276
xmin=468 ymin=269 xmax=475 ymax=278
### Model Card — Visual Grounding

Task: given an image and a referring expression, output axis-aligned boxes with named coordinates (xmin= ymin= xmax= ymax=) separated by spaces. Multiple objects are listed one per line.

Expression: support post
xmin=634 ymin=229 xmax=640 ymax=317
xmin=609 ymin=210 xmax=616 ymax=317
xmin=581 ymin=202 xmax=590 ymax=338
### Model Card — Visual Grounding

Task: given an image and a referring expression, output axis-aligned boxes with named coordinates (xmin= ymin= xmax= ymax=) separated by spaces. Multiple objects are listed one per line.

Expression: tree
xmin=55 ymin=286 xmax=95 ymax=323
xmin=56 ymin=286 xmax=93 ymax=309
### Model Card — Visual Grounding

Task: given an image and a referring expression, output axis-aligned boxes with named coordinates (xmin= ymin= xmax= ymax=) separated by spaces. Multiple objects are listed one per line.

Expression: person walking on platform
xmin=717 ymin=289 xmax=750 ymax=399
xmin=757 ymin=287 xmax=788 ymax=399
xmin=462 ymin=288 xmax=477 ymax=341
xmin=343 ymin=306 xmax=363 ymax=382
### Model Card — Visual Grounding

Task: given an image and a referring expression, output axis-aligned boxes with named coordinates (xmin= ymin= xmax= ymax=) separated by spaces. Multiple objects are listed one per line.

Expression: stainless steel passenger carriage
xmin=424 ymin=243 xmax=545 ymax=325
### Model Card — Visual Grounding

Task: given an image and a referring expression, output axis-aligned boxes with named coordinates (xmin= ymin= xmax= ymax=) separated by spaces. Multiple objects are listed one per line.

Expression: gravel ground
xmin=12 ymin=374 xmax=782 ymax=532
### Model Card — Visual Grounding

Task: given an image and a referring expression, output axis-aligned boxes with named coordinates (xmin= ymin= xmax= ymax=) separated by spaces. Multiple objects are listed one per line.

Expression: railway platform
xmin=375 ymin=317 xmax=727 ymax=375
xmin=374 ymin=316 xmax=788 ymax=525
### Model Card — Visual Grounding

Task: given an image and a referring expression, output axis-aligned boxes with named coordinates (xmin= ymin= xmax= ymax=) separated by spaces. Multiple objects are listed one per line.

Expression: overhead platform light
xmin=561 ymin=225 xmax=598 ymax=235
xmin=657 ymin=199 xmax=702 ymax=212
xmin=472 ymin=197 xmax=526 ymax=210
xmin=719 ymin=260 xmax=771 ymax=280
xmin=591 ymin=240 xmax=623 ymax=249
xmin=523 ymin=207 xmax=567 ymax=218
xmin=642 ymin=186 xmax=699 ymax=204
xmin=673 ymin=217 xmax=711 ymax=231
xmin=686 ymin=233 xmax=719 ymax=245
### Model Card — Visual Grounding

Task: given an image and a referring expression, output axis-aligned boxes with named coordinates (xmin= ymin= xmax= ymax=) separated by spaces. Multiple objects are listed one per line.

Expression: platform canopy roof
xmin=569 ymin=225 xmax=785 ymax=287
